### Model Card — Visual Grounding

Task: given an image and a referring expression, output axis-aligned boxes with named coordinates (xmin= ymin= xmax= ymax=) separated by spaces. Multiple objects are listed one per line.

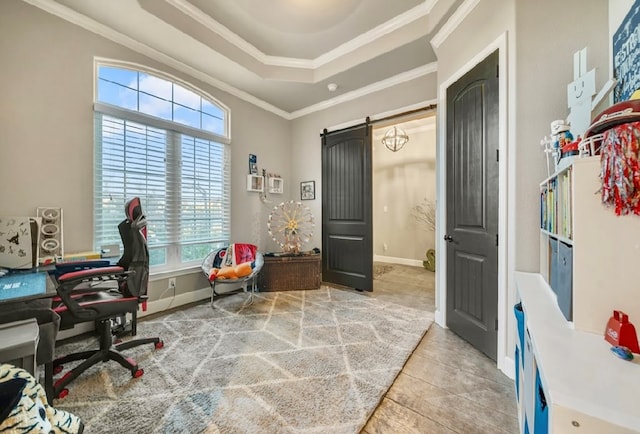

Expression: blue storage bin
xmin=514 ymin=302 xmax=525 ymax=362
xmin=534 ymin=369 xmax=549 ymax=434
xmin=515 ymin=346 xmax=520 ymax=400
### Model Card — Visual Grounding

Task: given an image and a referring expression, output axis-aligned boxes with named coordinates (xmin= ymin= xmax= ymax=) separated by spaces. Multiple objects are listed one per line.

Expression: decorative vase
xmin=423 ymin=249 xmax=436 ymax=272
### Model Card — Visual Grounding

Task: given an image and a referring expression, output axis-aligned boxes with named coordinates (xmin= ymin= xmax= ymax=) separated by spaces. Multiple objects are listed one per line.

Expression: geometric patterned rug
xmin=53 ymin=286 xmax=433 ymax=433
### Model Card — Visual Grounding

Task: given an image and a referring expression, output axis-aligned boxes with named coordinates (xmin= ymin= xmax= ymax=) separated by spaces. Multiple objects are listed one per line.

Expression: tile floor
xmin=361 ymin=263 xmax=519 ymax=434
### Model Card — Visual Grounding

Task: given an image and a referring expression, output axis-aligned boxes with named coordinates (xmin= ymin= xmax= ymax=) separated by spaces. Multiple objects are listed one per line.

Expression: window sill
xmin=150 ymin=264 xmax=201 ymax=282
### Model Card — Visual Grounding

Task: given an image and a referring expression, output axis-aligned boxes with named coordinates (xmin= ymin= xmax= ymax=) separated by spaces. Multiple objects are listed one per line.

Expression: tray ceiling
xmin=27 ymin=0 xmax=465 ymax=118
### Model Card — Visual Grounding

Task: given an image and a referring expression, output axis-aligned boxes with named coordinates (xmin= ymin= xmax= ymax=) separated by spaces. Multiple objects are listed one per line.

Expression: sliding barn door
xmin=321 ymin=125 xmax=373 ymax=291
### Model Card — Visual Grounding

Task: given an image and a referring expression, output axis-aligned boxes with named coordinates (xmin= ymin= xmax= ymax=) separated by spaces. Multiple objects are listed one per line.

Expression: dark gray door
xmin=445 ymin=50 xmax=499 ymax=360
xmin=321 ymin=124 xmax=373 ymax=291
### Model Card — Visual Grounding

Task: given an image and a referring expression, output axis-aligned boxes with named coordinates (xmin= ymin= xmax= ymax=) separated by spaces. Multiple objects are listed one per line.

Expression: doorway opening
xmin=372 ymin=113 xmax=437 ymax=310
xmin=373 ymin=115 xmax=437 ymax=268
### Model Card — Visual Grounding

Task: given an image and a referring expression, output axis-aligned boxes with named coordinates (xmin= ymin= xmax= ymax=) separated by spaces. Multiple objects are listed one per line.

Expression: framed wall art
xmin=300 ymin=181 xmax=315 ymax=200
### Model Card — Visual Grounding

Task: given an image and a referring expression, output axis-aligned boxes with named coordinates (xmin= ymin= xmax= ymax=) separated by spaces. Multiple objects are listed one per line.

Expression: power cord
xmin=158 ymin=278 xmax=177 ymax=310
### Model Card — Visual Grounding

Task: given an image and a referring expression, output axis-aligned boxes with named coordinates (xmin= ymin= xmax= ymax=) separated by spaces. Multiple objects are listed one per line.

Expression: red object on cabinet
xmin=604 ymin=310 xmax=640 ymax=353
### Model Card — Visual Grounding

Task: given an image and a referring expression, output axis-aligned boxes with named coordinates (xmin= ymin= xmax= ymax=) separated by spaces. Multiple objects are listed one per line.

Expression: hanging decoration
xmin=382 ymin=126 xmax=409 ymax=152
xmin=600 ymin=120 xmax=640 ymax=215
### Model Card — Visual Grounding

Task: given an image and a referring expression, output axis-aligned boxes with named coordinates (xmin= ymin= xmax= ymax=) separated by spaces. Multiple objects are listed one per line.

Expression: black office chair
xmin=51 ymin=198 xmax=163 ymax=399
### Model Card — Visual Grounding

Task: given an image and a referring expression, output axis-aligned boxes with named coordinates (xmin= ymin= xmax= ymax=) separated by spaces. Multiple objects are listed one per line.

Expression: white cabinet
xmin=514 ymin=156 xmax=640 ymax=434
xmin=539 ymin=157 xmax=640 ymax=333
xmin=515 ymin=272 xmax=640 ymax=434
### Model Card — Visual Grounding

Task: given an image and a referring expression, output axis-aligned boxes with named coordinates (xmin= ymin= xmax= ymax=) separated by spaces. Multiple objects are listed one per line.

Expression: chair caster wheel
xmin=56 ymin=388 xmax=69 ymax=399
xmin=133 ymin=368 xmax=144 ymax=378
xmin=155 ymin=341 xmax=164 ymax=349
xmin=53 ymin=365 xmax=63 ymax=375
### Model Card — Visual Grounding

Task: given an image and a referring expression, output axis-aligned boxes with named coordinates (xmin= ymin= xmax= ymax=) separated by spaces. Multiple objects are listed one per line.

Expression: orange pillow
xmin=235 ymin=261 xmax=253 ymax=278
xmin=216 ymin=266 xmax=238 ymax=280
xmin=209 ymin=262 xmax=253 ymax=281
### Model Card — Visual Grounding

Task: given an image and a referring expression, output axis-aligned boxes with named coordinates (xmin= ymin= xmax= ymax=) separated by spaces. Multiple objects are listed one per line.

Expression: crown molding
xmin=290 ymin=62 xmax=438 ymax=119
xmin=21 ymin=0 xmax=438 ymax=120
xmin=312 ymin=1 xmax=436 ymax=69
xmin=22 ymin=0 xmax=291 ymax=118
xmin=173 ymin=0 xmax=436 ymax=71
xmin=430 ymin=0 xmax=480 ymax=49
xmin=166 ymin=0 xmax=313 ymax=69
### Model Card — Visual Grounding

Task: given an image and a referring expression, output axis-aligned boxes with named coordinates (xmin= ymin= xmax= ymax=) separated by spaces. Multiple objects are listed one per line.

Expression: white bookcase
xmin=539 ymin=156 xmax=640 ymax=333
xmin=514 ymin=157 xmax=640 ymax=434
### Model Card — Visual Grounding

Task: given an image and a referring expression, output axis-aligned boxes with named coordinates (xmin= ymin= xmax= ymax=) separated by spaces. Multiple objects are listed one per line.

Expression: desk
xmin=0 ymin=270 xmax=56 ymax=305
xmin=0 ymin=259 xmax=114 ymax=305
xmin=0 ymin=269 xmax=59 ymax=401
xmin=0 ymin=318 xmax=39 ymax=376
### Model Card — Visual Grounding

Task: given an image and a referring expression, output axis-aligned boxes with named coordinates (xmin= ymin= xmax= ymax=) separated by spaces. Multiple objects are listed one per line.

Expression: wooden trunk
xmin=259 ymin=254 xmax=321 ymax=291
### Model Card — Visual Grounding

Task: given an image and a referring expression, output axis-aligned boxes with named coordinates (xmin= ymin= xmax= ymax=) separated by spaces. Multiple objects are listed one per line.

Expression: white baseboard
xmin=374 ymin=255 xmax=423 ymax=267
xmin=139 ymin=287 xmax=211 ymax=318
xmin=501 ymin=354 xmax=515 ymax=380
xmin=435 ymin=309 xmax=445 ymax=327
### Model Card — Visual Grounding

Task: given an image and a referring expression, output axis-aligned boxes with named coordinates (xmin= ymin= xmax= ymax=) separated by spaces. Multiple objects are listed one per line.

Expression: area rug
xmin=53 ymin=286 xmax=433 ymax=433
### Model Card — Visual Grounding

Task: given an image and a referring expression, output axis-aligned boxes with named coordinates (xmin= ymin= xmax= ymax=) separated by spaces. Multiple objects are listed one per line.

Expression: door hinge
xmin=495 ymin=318 xmax=499 ymax=331
xmin=496 ymin=234 xmax=498 ymax=246
xmin=496 ymin=149 xmax=499 ymax=162
xmin=496 ymin=64 xmax=499 ymax=78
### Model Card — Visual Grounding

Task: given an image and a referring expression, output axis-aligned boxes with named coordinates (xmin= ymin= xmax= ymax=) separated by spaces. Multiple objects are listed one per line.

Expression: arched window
xmin=94 ymin=60 xmax=230 ymax=270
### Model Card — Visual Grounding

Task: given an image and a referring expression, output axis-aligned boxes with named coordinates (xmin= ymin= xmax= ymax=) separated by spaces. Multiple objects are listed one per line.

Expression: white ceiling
xmin=26 ymin=0 xmax=464 ymax=117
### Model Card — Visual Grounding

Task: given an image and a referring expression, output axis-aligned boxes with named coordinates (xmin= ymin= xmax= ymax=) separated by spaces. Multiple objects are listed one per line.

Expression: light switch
xmin=383 ymin=205 xmax=388 ymax=212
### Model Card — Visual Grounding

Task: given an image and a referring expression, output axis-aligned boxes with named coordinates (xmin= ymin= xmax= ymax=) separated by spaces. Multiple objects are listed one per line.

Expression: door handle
xmin=444 ymin=234 xmax=453 ymax=242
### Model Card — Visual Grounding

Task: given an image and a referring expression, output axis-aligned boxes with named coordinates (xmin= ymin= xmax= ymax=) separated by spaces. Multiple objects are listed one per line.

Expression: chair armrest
xmin=58 ymin=266 xmax=127 ymax=282
xmin=57 ymin=266 xmax=129 ymax=297
xmin=55 ymin=266 xmax=132 ymax=321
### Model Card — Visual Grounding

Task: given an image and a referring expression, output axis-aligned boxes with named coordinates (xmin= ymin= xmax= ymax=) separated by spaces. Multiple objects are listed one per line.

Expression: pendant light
xmin=382 ymin=126 xmax=409 ymax=152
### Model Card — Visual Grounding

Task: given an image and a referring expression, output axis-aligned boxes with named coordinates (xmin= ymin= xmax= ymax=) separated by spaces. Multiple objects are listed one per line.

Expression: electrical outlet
xmin=168 ymin=278 xmax=176 ymax=290
xmin=383 ymin=243 xmax=388 ymax=251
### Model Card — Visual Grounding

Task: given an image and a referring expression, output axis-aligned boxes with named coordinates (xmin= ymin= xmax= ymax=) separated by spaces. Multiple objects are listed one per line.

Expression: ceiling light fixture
xmin=382 ymin=126 xmax=409 ymax=152
xmin=327 ymin=83 xmax=338 ymax=92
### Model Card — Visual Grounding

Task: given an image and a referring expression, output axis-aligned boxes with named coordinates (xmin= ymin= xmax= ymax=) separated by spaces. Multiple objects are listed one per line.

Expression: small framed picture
xmin=300 ymin=181 xmax=315 ymax=200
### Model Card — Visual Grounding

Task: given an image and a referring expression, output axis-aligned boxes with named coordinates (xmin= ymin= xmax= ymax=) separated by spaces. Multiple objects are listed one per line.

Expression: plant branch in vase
xmin=411 ymin=198 xmax=436 ymax=271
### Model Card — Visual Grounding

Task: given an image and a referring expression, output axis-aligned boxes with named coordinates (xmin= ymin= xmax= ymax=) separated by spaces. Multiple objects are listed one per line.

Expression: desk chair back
xmin=117 ymin=197 xmax=149 ymax=299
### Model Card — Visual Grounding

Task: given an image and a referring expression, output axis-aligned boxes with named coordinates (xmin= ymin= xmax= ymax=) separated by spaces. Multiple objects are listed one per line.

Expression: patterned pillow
xmin=0 ymin=363 xmax=84 ymax=433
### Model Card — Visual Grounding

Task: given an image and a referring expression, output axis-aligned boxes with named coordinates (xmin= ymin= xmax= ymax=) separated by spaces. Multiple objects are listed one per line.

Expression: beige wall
xmin=373 ymin=116 xmax=437 ymax=263
xmin=0 ymin=0 xmax=290 ymax=299
xmin=515 ymin=0 xmax=609 ymax=271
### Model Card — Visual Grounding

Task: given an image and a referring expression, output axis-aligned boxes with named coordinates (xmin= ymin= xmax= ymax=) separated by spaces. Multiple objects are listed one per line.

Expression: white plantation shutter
xmin=178 ymin=135 xmax=231 ymax=261
xmin=94 ymin=105 xmax=230 ymax=269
